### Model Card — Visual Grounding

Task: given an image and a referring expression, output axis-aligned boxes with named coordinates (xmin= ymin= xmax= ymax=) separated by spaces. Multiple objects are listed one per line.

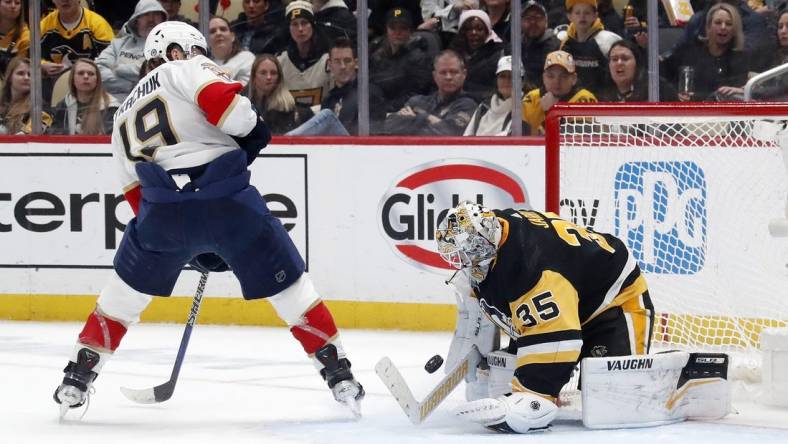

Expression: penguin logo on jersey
xmin=479 ymin=298 xmax=517 ymax=338
xmin=614 ymin=161 xmax=707 ymax=274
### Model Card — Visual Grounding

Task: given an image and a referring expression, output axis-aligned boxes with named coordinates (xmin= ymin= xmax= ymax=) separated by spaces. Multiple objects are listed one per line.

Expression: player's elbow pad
xmin=232 ymin=116 xmax=271 ymax=165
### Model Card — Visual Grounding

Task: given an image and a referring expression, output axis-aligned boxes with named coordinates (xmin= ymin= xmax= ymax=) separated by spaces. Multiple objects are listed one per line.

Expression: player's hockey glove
xmin=189 ymin=253 xmax=230 ymax=273
xmin=232 ymin=112 xmax=271 ymax=165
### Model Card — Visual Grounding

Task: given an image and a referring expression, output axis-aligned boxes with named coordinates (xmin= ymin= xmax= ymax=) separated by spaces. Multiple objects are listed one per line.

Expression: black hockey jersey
xmin=474 ymin=209 xmax=647 ymax=399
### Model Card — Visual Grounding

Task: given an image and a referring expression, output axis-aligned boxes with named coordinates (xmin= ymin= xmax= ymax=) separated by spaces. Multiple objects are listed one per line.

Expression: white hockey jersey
xmin=111 ymin=54 xmax=258 ymax=194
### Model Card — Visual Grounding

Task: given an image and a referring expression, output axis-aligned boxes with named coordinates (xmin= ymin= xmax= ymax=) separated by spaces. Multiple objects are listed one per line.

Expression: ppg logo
xmin=614 ymin=161 xmax=707 ymax=274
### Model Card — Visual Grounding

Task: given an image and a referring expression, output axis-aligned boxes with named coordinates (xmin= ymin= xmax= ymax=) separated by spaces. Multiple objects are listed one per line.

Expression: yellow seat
xmin=50 ymin=70 xmax=71 ymax=107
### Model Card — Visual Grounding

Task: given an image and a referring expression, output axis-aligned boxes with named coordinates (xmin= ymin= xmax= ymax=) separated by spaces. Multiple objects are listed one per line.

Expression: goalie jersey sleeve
xmin=475 ymin=209 xmax=644 ymax=400
xmin=110 ymin=54 xmax=258 ymax=198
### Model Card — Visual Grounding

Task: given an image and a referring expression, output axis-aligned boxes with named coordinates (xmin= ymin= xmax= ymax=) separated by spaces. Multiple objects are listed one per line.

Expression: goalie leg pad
xmin=453 ymin=392 xmax=557 ymax=433
xmin=580 ymin=351 xmax=731 ymax=429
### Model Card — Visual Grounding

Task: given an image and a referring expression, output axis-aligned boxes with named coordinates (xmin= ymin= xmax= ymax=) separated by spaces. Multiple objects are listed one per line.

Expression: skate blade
xmin=58 ymin=402 xmax=70 ymax=421
xmin=343 ymin=397 xmax=362 ymax=419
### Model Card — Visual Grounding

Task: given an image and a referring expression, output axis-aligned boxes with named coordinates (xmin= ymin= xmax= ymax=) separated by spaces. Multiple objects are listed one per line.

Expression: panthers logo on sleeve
xmin=201 ymin=62 xmax=232 ymax=81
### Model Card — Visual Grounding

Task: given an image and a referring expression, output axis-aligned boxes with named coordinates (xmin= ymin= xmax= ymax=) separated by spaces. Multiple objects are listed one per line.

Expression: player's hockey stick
xmin=120 ymin=272 xmax=209 ymax=404
xmin=375 ymin=346 xmax=480 ymax=425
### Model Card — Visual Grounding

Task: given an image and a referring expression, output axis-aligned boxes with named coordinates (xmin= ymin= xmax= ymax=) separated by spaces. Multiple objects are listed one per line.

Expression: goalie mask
xmin=436 ymin=202 xmax=502 ymax=276
xmin=144 ymin=21 xmax=208 ymax=62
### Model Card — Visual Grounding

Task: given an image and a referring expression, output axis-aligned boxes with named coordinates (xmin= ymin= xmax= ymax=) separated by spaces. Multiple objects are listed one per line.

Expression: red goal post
xmin=544 ymin=103 xmax=788 ymax=367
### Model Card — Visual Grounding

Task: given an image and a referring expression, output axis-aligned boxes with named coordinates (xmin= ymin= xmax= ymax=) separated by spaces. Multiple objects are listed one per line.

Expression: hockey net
xmin=545 ymin=103 xmax=788 ymax=380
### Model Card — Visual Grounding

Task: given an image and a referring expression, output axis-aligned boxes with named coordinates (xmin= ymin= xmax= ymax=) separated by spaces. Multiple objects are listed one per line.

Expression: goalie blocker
xmin=581 ymin=351 xmax=731 ymax=429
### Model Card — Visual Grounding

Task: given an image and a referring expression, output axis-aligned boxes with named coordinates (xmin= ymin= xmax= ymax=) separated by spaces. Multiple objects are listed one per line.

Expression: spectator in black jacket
xmin=324 ymin=37 xmax=384 ymax=134
xmin=517 ymin=1 xmax=560 ymax=90
xmin=368 ymin=0 xmax=424 ymax=39
xmin=450 ymin=9 xmax=505 ymax=101
xmin=662 ymin=2 xmax=750 ymax=101
xmin=314 ymin=0 xmax=358 ymax=43
xmin=231 ymin=0 xmax=288 ymax=55
xmin=676 ymin=0 xmax=773 ymax=71
xmin=598 ymin=39 xmax=678 ymax=102
xmin=370 ymin=7 xmax=434 ymax=112
xmin=384 ymin=49 xmax=478 ymax=135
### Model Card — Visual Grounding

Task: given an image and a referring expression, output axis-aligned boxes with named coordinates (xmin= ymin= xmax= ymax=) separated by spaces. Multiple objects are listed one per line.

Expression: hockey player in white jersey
xmin=53 ymin=21 xmax=363 ymax=417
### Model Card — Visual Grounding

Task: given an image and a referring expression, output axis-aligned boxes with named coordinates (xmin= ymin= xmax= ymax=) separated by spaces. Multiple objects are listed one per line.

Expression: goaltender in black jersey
xmin=436 ymin=201 xmax=655 ymax=433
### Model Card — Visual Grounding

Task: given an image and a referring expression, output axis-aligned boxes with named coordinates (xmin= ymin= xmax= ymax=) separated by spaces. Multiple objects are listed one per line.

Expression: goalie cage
xmin=544 ymin=103 xmax=788 ymax=387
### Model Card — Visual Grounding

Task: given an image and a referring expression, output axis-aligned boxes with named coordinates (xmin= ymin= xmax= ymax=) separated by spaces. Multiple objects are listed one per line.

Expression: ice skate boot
xmin=53 ymin=348 xmax=101 ymax=419
xmin=315 ymin=343 xmax=364 ymax=418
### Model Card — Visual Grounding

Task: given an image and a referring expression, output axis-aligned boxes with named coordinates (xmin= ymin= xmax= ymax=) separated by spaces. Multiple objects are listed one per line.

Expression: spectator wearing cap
xmin=464 ymin=55 xmax=521 ymax=136
xmin=522 ymin=50 xmax=596 ymax=135
xmin=277 ymin=0 xmax=331 ymax=107
xmin=514 ymin=0 xmax=560 ymax=90
xmin=96 ymin=0 xmax=167 ymax=102
xmin=158 ymin=0 xmax=198 ymax=28
xmin=559 ymin=0 xmax=621 ymax=94
xmin=449 ymin=9 xmax=505 ymax=101
xmin=313 ymin=0 xmax=357 ymax=44
xmin=370 ymin=7 xmax=434 ymax=112
xmin=368 ymin=0 xmax=424 ymax=38
xmin=208 ymin=16 xmax=255 ymax=85
xmin=384 ymin=49 xmax=477 ymax=135
xmin=230 ymin=0 xmax=288 ymax=55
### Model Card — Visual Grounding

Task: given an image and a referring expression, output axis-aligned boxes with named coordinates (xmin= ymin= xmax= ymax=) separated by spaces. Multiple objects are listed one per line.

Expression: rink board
xmin=0 ymin=137 xmax=545 ymax=329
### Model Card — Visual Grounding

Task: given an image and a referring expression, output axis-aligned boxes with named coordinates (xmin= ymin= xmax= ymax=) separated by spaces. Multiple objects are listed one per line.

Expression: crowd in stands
xmin=2 ymin=0 xmax=788 ymax=137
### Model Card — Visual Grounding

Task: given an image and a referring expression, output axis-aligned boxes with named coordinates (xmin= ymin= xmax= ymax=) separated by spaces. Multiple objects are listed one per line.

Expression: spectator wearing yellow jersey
xmin=40 ymin=0 xmax=114 ymax=78
xmin=522 ymin=50 xmax=596 ymax=135
xmin=0 ymin=0 xmax=30 ymax=77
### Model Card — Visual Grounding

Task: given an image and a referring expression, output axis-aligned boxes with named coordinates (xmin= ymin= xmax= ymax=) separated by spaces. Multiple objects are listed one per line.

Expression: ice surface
xmin=2 ymin=321 xmax=787 ymax=444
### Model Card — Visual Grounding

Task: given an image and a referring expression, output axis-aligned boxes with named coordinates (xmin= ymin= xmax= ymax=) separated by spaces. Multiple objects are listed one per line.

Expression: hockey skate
xmin=316 ymin=344 xmax=365 ymax=418
xmin=53 ymin=348 xmax=100 ymax=419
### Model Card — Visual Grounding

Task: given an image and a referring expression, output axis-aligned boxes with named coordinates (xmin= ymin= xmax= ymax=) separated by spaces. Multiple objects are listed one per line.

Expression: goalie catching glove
xmin=453 ymin=391 xmax=557 ymax=433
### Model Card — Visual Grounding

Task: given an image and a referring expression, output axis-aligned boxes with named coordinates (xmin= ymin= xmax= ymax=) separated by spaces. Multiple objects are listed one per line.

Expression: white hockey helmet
xmin=144 ymin=21 xmax=207 ymax=62
xmin=436 ymin=201 xmax=502 ymax=270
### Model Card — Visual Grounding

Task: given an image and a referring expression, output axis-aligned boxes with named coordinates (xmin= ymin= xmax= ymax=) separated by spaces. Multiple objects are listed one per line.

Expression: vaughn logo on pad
xmin=613 ymin=161 xmax=707 ymax=274
xmin=379 ymin=159 xmax=529 ymax=271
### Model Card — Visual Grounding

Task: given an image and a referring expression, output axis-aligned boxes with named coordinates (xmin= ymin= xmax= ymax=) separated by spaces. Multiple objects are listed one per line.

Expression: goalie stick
xmin=375 ymin=346 xmax=481 ymax=424
xmin=120 ymin=272 xmax=209 ymax=404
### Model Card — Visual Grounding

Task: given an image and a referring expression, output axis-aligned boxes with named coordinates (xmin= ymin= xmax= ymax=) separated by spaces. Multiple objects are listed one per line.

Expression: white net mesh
xmin=554 ymin=109 xmax=788 ymax=376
